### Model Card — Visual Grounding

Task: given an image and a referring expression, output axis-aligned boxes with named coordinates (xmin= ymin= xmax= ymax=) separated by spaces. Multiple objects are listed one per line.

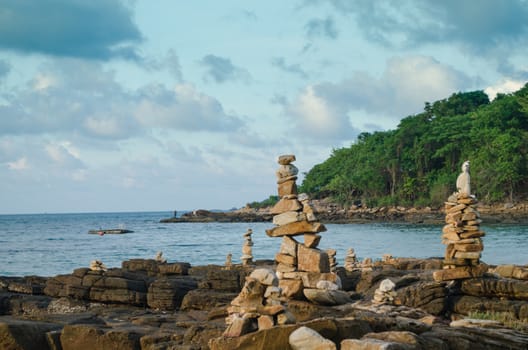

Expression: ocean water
xmin=0 ymin=211 xmax=526 ymax=277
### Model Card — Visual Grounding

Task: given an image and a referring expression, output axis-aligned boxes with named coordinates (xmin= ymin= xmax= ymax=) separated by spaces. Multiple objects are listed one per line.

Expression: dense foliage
xmin=299 ymin=84 xmax=528 ymax=207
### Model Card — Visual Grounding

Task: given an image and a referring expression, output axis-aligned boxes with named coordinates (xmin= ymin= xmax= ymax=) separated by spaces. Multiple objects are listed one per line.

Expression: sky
xmin=1 ymin=0 xmax=528 ymax=214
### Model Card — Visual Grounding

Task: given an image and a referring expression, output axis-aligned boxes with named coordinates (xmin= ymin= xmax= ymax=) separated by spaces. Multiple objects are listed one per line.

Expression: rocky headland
xmin=161 ymin=199 xmax=528 ymax=225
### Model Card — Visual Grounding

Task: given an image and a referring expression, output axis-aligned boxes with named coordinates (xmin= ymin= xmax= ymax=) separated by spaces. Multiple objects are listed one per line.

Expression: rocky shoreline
xmin=160 ymin=200 xmax=528 ymax=225
xmin=1 ymin=257 xmax=527 ymax=349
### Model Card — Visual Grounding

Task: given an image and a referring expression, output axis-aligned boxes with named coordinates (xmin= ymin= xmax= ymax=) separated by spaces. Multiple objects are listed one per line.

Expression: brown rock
xmin=258 ymin=315 xmax=275 ymax=330
xmin=447 ymin=204 xmax=467 ymax=213
xmin=257 ymin=304 xmax=285 ymax=316
xmin=459 ymin=231 xmax=486 ymax=239
xmin=453 ymin=243 xmax=483 ymax=252
xmin=278 ymin=180 xmax=297 ymax=197
xmin=0 ymin=318 xmax=61 ymax=350
xmin=282 ymin=272 xmax=339 ymax=288
xmin=270 ymin=198 xmax=302 ymax=215
xmin=304 ymin=234 xmax=322 ymax=248
xmin=278 ymin=154 xmax=296 ymax=165
xmin=266 ymin=221 xmax=326 ymax=238
xmin=280 ymin=236 xmax=298 ymax=256
xmin=276 ymin=263 xmax=297 ymax=273
xmin=433 ymin=264 xmax=487 ymax=281
xmin=453 ymin=251 xmax=481 ymax=259
xmin=60 ymin=324 xmax=144 ymax=350
xmin=275 ymin=253 xmax=297 ymax=266
xmin=279 ymin=279 xmax=304 ymax=299
xmin=297 ymin=245 xmax=330 ymax=273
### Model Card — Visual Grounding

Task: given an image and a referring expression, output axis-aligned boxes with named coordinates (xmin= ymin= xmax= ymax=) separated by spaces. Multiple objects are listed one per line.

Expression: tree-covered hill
xmin=299 ymin=83 xmax=528 ymax=208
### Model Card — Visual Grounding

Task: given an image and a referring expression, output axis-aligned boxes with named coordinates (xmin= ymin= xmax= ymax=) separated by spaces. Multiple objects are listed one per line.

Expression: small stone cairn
xmin=224 ymin=268 xmax=295 ymax=337
xmin=327 ymin=249 xmax=337 ymax=272
xmin=373 ymin=278 xmax=397 ymax=304
xmin=224 ymin=253 xmax=233 ymax=270
xmin=89 ymin=260 xmax=107 ymax=272
xmin=344 ymin=248 xmax=359 ymax=271
xmin=434 ymin=160 xmax=487 ymax=281
xmin=155 ymin=251 xmax=167 ymax=263
xmin=241 ymin=228 xmax=254 ymax=266
xmin=266 ymin=155 xmax=346 ymax=303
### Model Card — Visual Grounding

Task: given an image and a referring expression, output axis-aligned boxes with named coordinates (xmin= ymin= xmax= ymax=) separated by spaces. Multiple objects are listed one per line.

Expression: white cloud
xmin=287 ymin=55 xmax=473 ymax=134
xmin=287 ymin=85 xmax=352 ymax=140
xmin=484 ymin=78 xmax=526 ymax=100
xmin=7 ymin=157 xmax=29 ymax=170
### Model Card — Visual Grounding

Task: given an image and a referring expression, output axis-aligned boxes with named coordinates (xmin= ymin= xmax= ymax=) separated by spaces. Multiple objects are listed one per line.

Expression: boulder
xmin=303 ymin=289 xmax=351 ymax=306
xmin=0 ymin=317 xmax=61 ymax=350
xmin=60 ymin=324 xmax=146 ymax=350
xmin=289 ymin=326 xmax=336 ymax=350
xmin=461 ymin=277 xmax=528 ymax=300
xmin=180 ymin=289 xmax=237 ymax=311
xmin=147 ymin=277 xmax=198 ymax=310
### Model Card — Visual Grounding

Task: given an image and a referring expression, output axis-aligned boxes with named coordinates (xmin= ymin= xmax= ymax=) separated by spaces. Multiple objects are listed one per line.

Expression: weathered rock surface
xmin=1 ymin=257 xmax=528 ymax=349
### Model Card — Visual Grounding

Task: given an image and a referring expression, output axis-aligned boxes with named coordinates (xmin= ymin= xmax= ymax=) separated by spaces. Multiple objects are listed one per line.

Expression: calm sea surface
xmin=0 ymin=211 xmax=526 ymax=276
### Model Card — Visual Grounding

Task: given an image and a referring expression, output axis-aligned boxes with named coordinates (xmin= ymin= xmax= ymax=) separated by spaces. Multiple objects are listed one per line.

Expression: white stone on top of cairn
xmin=456 ymin=160 xmax=471 ymax=197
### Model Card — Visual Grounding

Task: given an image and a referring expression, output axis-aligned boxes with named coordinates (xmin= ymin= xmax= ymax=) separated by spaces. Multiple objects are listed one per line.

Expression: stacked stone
xmin=267 ymin=155 xmax=347 ymax=303
xmin=89 ymin=260 xmax=107 ymax=271
xmin=327 ymin=249 xmax=337 ymax=272
xmin=224 ymin=268 xmax=295 ymax=337
xmin=344 ymin=248 xmax=358 ymax=271
xmin=224 ymin=253 xmax=233 ymax=270
xmin=241 ymin=229 xmax=254 ymax=266
xmin=434 ymin=161 xmax=486 ymax=281
xmin=155 ymin=251 xmax=167 ymax=263
xmin=372 ymin=279 xmax=397 ymax=305
xmin=434 ymin=193 xmax=487 ymax=281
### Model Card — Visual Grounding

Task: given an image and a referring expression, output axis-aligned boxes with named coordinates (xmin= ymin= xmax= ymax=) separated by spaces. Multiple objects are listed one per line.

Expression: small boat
xmin=88 ymin=229 xmax=133 ymax=235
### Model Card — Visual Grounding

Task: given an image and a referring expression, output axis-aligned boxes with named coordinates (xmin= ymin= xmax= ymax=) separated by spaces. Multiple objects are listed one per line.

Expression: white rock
xmin=250 ymin=268 xmax=278 ymax=286
xmin=316 ymin=280 xmax=339 ymax=291
xmin=264 ymin=286 xmax=282 ymax=298
xmin=379 ymin=278 xmax=396 ymax=292
xmin=297 ymin=193 xmax=310 ymax=202
xmin=289 ymin=326 xmax=336 ymax=350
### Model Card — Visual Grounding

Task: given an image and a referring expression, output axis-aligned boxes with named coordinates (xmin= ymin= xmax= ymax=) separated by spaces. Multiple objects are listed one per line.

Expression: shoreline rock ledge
xmin=1 ymin=257 xmax=527 ymax=349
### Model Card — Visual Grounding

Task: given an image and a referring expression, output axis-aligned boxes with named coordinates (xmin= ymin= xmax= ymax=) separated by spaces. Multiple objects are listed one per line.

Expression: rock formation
xmin=89 ymin=260 xmax=107 ymax=271
xmin=266 ymin=155 xmax=349 ymax=305
xmin=434 ymin=160 xmax=486 ymax=281
xmin=224 ymin=253 xmax=233 ymax=270
xmin=224 ymin=268 xmax=295 ymax=337
xmin=155 ymin=251 xmax=167 ymax=263
xmin=344 ymin=248 xmax=359 ymax=271
xmin=372 ymin=278 xmax=397 ymax=304
xmin=241 ymin=228 xmax=254 ymax=266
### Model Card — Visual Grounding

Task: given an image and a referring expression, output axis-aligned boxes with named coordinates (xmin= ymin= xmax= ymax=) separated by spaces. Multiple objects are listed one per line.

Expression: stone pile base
xmin=434 ymin=193 xmax=486 ymax=281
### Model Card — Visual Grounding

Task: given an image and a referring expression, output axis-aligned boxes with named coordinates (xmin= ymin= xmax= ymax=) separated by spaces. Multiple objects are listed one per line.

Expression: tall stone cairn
xmin=433 ymin=161 xmax=487 ymax=281
xmin=267 ymin=155 xmax=342 ymax=300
